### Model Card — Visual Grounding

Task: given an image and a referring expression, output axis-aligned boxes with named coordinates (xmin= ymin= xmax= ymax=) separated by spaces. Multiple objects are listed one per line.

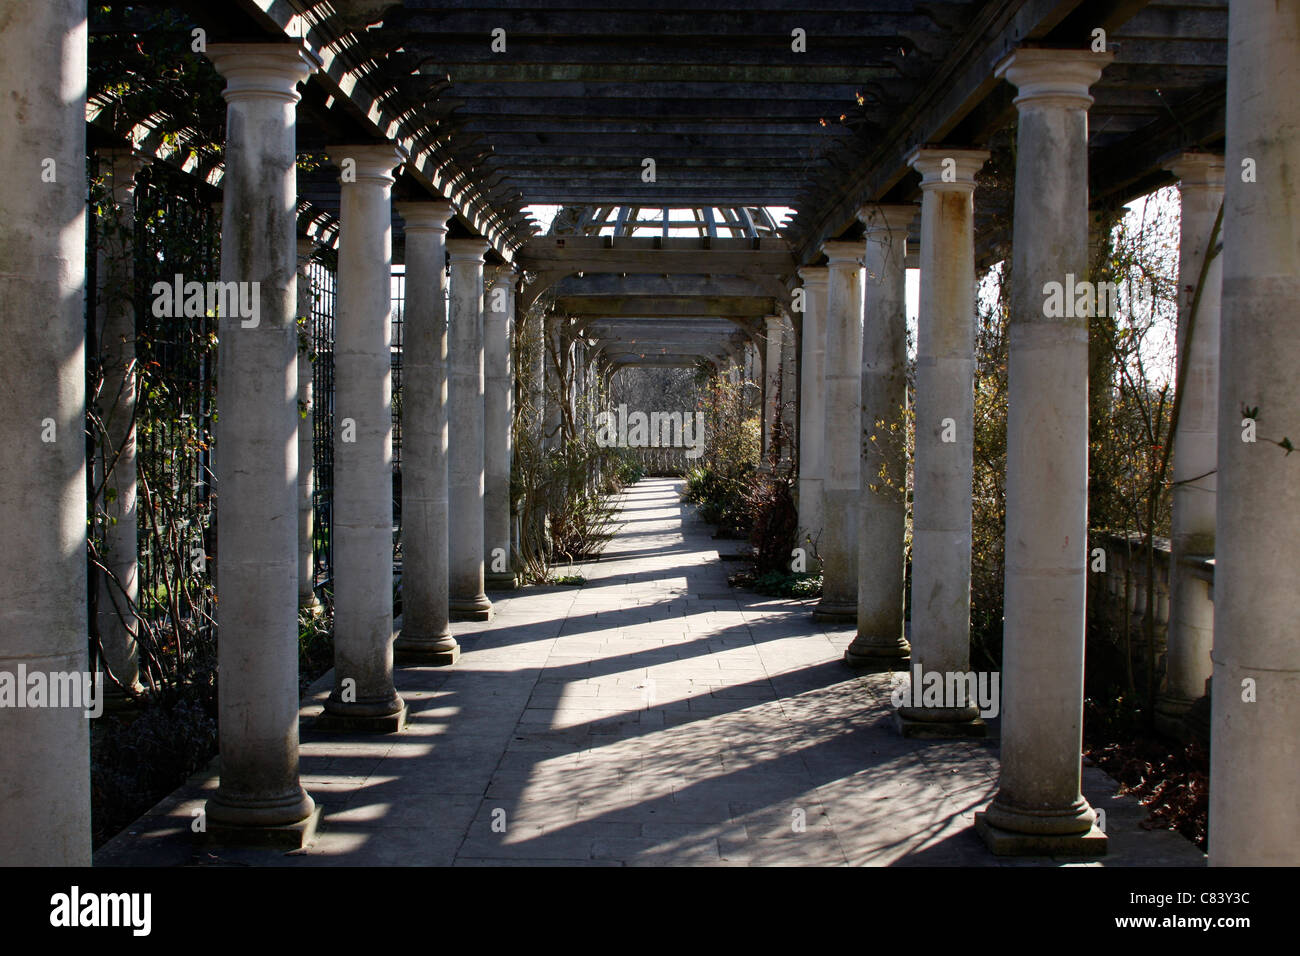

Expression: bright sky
xmin=523 ymin=204 xmax=796 ymax=237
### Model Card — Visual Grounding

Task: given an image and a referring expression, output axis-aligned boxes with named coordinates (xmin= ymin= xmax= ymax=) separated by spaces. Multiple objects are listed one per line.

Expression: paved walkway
xmin=98 ymin=478 xmax=1204 ymax=866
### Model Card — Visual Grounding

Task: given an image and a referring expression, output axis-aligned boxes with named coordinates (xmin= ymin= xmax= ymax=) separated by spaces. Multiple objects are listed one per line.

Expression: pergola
xmin=2 ymin=0 xmax=1296 ymax=868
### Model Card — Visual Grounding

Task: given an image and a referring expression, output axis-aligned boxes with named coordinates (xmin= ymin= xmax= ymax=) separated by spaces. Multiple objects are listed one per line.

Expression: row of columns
xmin=3 ymin=7 xmax=1297 ymax=866
xmin=789 ymin=31 xmax=1299 ymax=861
xmin=794 ymin=46 xmax=1225 ymax=855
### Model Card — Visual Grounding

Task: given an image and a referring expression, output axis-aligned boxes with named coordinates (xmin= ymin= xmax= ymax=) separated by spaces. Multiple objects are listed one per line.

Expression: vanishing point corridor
xmin=99 ymin=480 xmax=1202 ymax=867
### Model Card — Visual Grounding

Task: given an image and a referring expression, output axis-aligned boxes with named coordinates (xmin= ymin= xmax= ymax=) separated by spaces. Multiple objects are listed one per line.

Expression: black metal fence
xmin=86 ymin=157 xmax=408 ymax=618
xmin=307 ymin=259 xmax=337 ymax=594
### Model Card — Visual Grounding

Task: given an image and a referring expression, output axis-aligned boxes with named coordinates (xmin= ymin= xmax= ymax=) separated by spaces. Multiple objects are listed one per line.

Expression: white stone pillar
xmin=295 ymin=237 xmax=323 ymax=615
xmin=544 ymin=314 xmax=563 ymax=451
xmin=321 ymin=144 xmax=407 ymax=731
xmin=796 ymin=267 xmax=828 ymax=557
xmin=93 ymin=149 xmax=146 ymax=697
xmin=0 ymin=0 xmax=91 ymax=865
xmin=1209 ymin=2 xmax=1300 ymax=867
xmin=762 ymin=314 xmax=783 ymax=460
xmin=393 ymin=201 xmax=459 ymax=665
xmin=485 ymin=267 xmax=517 ymax=589
xmin=781 ymin=315 xmax=798 ymax=462
xmin=447 ymin=238 xmax=494 ymax=620
xmin=1156 ymin=154 xmax=1224 ymax=733
xmin=847 ymin=204 xmax=916 ymax=666
xmin=979 ymin=48 xmax=1112 ymax=854
xmin=898 ymin=149 xmax=988 ymax=731
xmin=814 ymin=242 xmax=864 ymax=621
xmin=203 ymin=43 xmax=319 ymax=835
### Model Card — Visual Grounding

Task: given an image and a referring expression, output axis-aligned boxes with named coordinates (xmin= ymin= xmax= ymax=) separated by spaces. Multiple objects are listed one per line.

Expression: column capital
xmin=821 ymin=240 xmax=863 ymax=266
xmin=396 ymin=200 xmax=455 ymax=232
xmin=328 ymin=144 xmax=405 ymax=186
xmin=446 ymin=237 xmax=491 ymax=262
xmin=994 ymin=48 xmax=1113 ymax=110
xmin=797 ymin=264 xmax=829 ymax=287
xmin=95 ymin=148 xmax=147 ymax=205
xmin=858 ymin=203 xmax=917 ymax=237
xmin=95 ymin=147 xmax=147 ymax=175
xmin=763 ymin=314 xmax=785 ymax=332
xmin=905 ymin=147 xmax=990 ymax=189
xmin=207 ymin=42 xmax=319 ymax=105
xmin=296 ymin=235 xmax=318 ymax=272
xmin=486 ymin=263 xmax=516 ymax=286
xmin=1166 ymin=152 xmax=1225 ymax=191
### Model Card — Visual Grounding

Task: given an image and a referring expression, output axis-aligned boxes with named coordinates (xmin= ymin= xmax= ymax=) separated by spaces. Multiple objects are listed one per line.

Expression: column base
xmin=204 ymin=803 xmax=322 ymax=851
xmin=449 ymin=594 xmax=493 ymax=621
xmin=844 ymin=636 xmax=910 ymax=669
xmin=100 ymin=680 xmax=144 ymax=716
xmin=485 ymin=571 xmax=518 ymax=591
xmin=974 ymin=812 xmax=1108 ymax=857
xmin=394 ymin=632 xmax=461 ymax=666
xmin=316 ymin=695 xmax=408 ymax=733
xmin=1153 ymin=693 xmax=1195 ymax=739
xmin=812 ymin=599 xmax=856 ymax=622
xmin=298 ymin=595 xmax=325 ymax=619
xmin=205 ymin=786 xmax=317 ymax=830
xmin=893 ymin=709 xmax=988 ymax=739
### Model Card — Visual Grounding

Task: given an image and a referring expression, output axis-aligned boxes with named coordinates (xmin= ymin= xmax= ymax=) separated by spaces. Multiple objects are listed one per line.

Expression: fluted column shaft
xmin=394 ymin=201 xmax=459 ymax=664
xmin=814 ymin=242 xmax=864 ymax=620
xmin=848 ymin=204 xmax=916 ymax=664
xmin=323 ymin=144 xmax=407 ymax=728
xmin=447 ymin=238 xmax=493 ymax=620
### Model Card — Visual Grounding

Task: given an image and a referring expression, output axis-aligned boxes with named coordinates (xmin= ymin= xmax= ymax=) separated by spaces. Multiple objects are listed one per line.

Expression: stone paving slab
xmin=95 ymin=478 xmax=1205 ymax=867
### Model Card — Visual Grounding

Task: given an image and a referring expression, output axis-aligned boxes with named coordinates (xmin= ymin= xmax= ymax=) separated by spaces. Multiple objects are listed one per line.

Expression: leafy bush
xmin=730 ymin=569 xmax=822 ymax=599
xmin=91 ymin=692 xmax=217 ymax=848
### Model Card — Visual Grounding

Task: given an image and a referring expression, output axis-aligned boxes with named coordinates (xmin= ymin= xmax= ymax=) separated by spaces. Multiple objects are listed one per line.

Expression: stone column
xmin=1155 ymin=154 xmax=1224 ymax=734
xmin=1209 ymin=3 xmax=1300 ymax=867
xmin=897 ymin=149 xmax=988 ymax=732
xmin=527 ymin=307 xmax=547 ymax=551
xmin=393 ymin=201 xmax=459 ymax=665
xmin=814 ymin=242 xmax=864 ymax=621
xmin=320 ymin=144 xmax=407 ymax=731
xmin=544 ymin=314 xmax=563 ymax=451
xmin=796 ymin=267 xmax=828 ymax=557
xmin=447 ymin=238 xmax=494 ymax=620
xmin=847 ymin=204 xmax=916 ymax=666
xmin=93 ymin=149 xmax=147 ymax=697
xmin=485 ymin=267 xmax=517 ymax=589
xmin=978 ymin=48 xmax=1112 ymax=854
xmin=781 ymin=315 xmax=798 ymax=462
xmin=0 ymin=0 xmax=91 ymax=865
xmin=295 ymin=237 xmax=323 ymax=615
xmin=762 ymin=314 xmax=783 ymax=459
xmin=203 ymin=43 xmax=319 ymax=836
